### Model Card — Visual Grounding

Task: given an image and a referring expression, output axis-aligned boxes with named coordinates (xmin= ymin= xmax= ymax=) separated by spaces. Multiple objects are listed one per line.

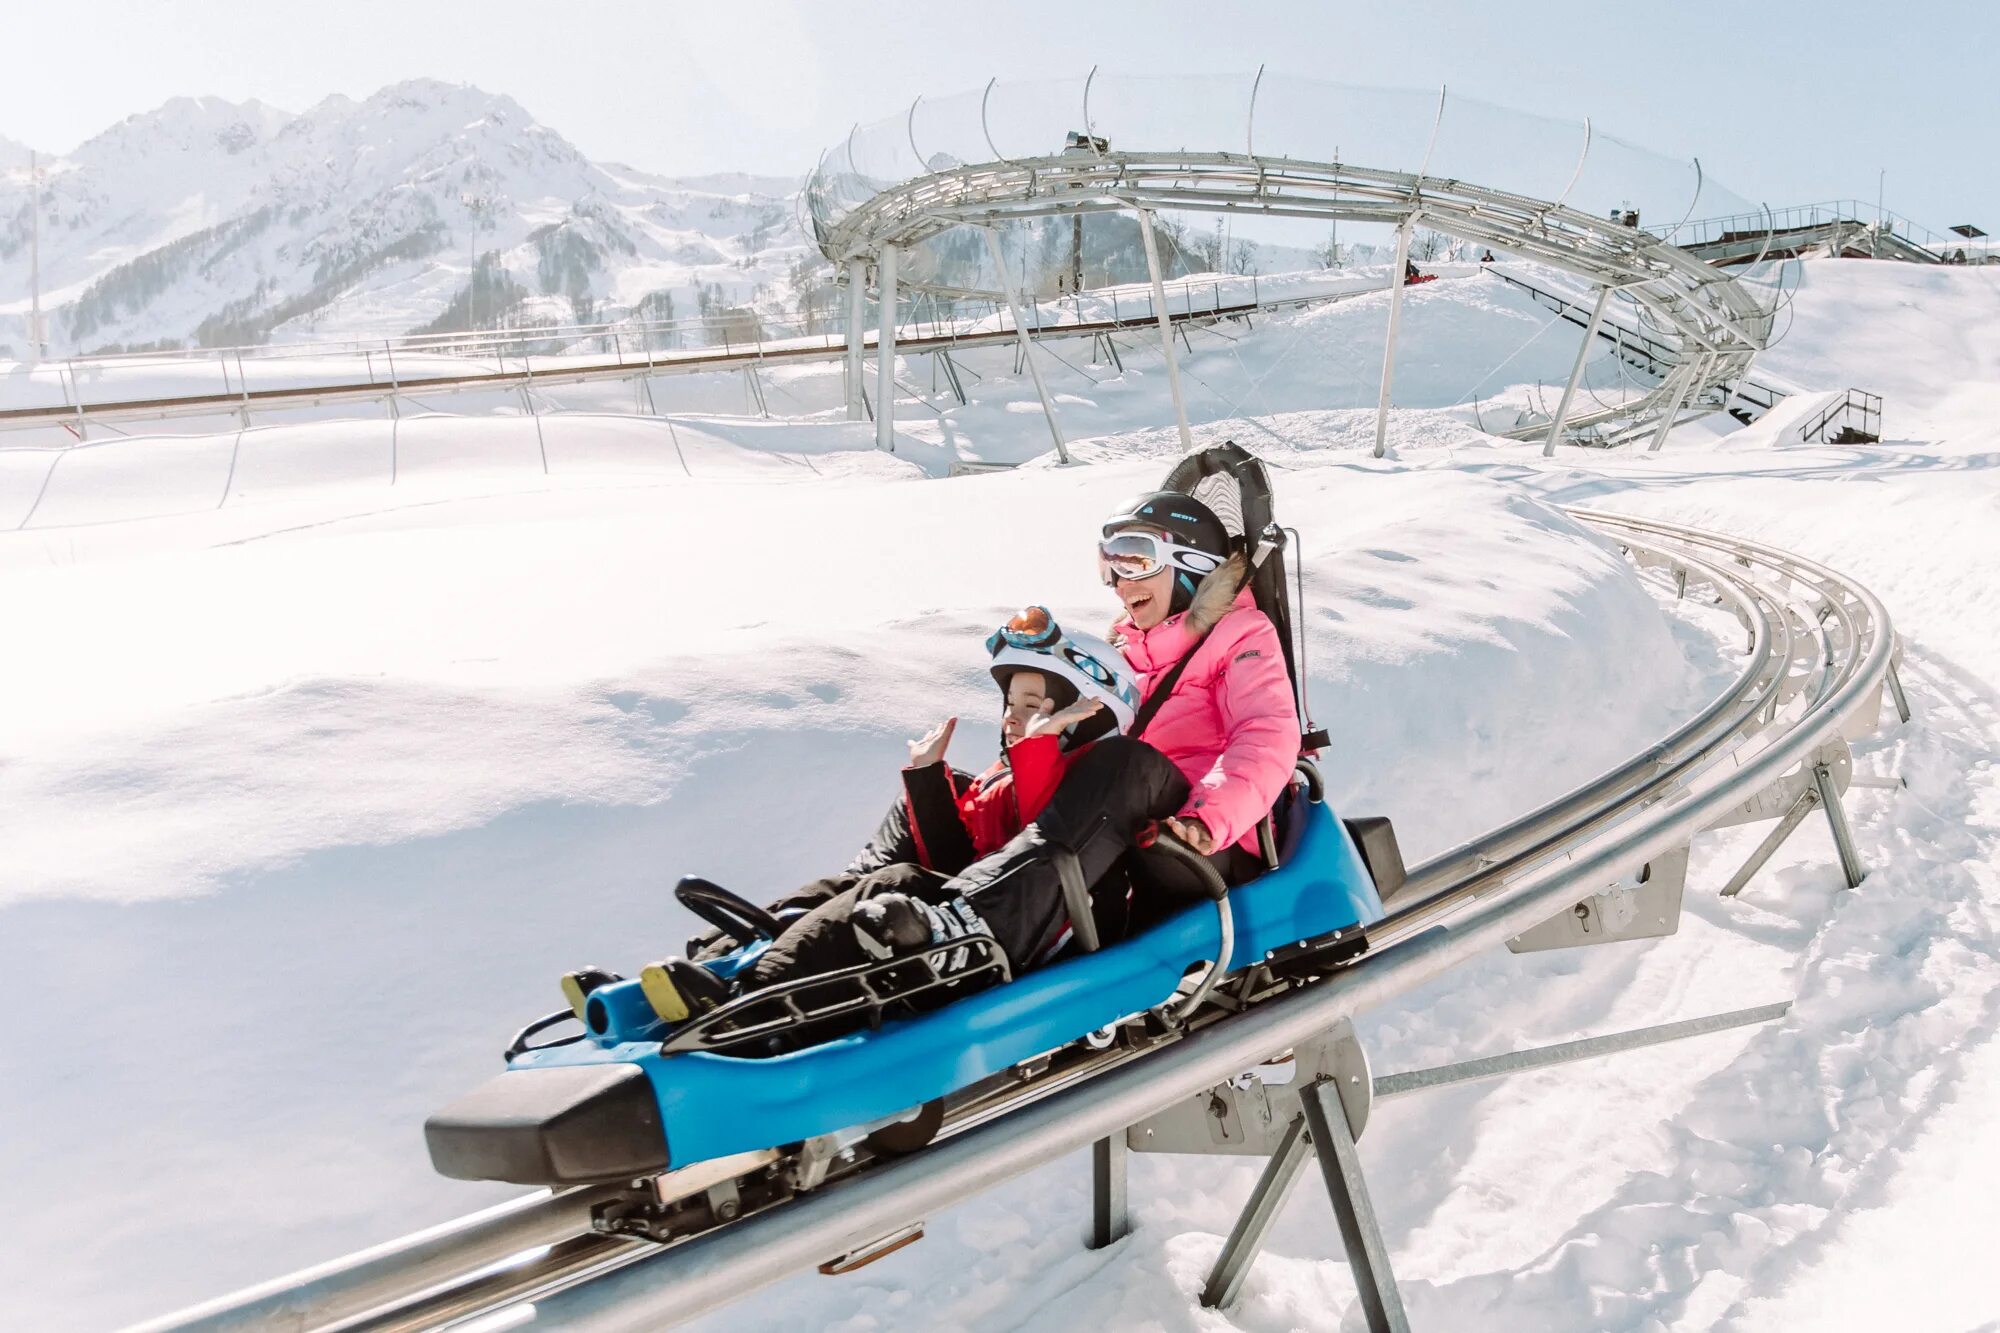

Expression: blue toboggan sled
xmin=425 ymin=444 xmax=1400 ymax=1192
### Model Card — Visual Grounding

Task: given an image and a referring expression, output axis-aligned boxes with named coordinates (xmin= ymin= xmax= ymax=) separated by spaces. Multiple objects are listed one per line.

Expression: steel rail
xmin=119 ymin=1185 xmax=630 ymax=1333
xmin=510 ymin=514 xmax=1889 ymax=1331
xmin=131 ymin=511 xmax=1894 ymax=1333
xmin=1 ymin=295 xmax=1291 ymax=437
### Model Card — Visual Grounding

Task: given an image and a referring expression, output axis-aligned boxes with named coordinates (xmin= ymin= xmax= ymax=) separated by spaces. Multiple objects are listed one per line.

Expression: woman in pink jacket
xmin=1098 ymin=489 xmax=1302 ymax=877
xmin=824 ymin=488 xmax=1301 ymax=978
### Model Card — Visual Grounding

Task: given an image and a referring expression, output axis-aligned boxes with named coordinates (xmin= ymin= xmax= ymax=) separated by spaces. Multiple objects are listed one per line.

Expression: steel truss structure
xmin=135 ymin=509 xmax=1905 ymax=1333
xmin=809 ymin=148 xmax=1776 ymax=454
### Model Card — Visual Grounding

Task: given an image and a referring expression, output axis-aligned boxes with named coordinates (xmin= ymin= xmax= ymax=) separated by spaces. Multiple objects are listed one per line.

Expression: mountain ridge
xmin=0 ymin=79 xmax=813 ymax=355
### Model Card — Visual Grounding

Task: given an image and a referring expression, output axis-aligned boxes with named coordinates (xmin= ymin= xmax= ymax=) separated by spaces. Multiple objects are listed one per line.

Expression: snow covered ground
xmin=1 ymin=257 xmax=1995 ymax=1331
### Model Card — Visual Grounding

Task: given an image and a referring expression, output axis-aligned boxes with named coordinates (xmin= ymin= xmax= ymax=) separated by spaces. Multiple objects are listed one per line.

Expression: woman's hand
xmin=907 ymin=717 xmax=956 ymax=768
xmin=1165 ymin=815 xmax=1216 ymax=855
xmin=1022 ymin=697 xmax=1104 ymax=742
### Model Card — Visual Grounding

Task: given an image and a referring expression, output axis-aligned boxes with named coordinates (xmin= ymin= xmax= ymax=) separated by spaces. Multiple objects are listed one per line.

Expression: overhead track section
xmin=807 ymin=74 xmax=1774 ymax=446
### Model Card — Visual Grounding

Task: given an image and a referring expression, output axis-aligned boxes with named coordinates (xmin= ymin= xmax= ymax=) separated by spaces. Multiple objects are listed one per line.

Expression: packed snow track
xmin=132 ymin=509 xmax=1902 ymax=1333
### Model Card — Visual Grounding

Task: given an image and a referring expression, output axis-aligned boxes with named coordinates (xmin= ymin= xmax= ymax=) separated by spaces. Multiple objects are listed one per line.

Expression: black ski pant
xmin=744 ymin=737 xmax=1224 ymax=993
xmin=686 ymin=772 xmax=978 ymax=961
xmin=736 ymin=862 xmax=950 ymax=988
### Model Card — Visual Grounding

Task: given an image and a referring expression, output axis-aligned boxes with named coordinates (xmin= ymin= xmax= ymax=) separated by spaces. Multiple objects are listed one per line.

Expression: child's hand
xmin=1022 ymin=698 xmax=1103 ymax=742
xmin=907 ymin=717 xmax=956 ymax=768
xmin=1165 ymin=815 xmax=1215 ymax=855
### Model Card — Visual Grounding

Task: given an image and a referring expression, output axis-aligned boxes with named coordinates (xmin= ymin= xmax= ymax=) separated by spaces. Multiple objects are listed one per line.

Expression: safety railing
xmin=1670 ymin=200 xmax=1949 ymax=259
xmin=1800 ymin=388 xmax=1883 ymax=444
xmin=1 ymin=271 xmax=1289 ymax=432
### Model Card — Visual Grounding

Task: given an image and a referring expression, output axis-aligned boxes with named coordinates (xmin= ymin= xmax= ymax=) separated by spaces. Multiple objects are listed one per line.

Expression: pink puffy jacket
xmin=1113 ymin=586 xmax=1302 ymax=853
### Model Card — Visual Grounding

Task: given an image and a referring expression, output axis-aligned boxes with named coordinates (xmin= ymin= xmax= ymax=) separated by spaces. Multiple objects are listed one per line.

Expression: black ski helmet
xmin=1101 ymin=490 xmax=1232 ymax=616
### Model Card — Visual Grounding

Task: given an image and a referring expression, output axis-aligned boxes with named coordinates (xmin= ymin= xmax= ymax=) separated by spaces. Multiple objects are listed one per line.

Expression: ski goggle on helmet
xmin=1097 ymin=529 xmax=1225 ymax=584
xmin=986 ymin=606 xmax=1141 ymax=746
xmin=1098 ymin=491 xmax=1231 ymax=597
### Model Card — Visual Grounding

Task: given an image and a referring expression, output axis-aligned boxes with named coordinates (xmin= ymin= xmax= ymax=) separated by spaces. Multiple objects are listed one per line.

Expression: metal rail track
xmin=810 ymin=149 xmax=1773 ymax=449
xmin=130 ymin=509 xmax=1899 ymax=1333
xmin=0 ymin=288 xmax=1363 ymax=437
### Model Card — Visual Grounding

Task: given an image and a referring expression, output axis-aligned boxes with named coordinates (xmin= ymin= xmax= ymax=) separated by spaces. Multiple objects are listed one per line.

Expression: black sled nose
xmin=425 ymin=1064 xmax=668 ymax=1186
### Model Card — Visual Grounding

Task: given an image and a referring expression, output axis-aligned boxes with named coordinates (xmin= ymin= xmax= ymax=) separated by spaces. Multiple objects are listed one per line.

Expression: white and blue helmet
xmin=986 ymin=606 xmax=1141 ymax=746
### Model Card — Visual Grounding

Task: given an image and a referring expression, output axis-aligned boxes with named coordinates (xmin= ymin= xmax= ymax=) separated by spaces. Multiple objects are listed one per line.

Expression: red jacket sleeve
xmin=1005 ymin=735 xmax=1071 ymax=825
xmin=900 ymin=762 xmax=978 ymax=872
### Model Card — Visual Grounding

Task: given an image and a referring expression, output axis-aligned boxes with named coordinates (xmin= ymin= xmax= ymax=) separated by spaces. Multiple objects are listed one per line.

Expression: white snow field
xmin=0 ymin=257 xmax=1996 ymax=1331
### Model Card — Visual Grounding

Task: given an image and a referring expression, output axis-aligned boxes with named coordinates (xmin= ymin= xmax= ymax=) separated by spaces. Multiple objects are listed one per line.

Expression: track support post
xmin=1298 ymin=1077 xmax=1410 ymax=1332
xmin=1720 ymin=788 xmax=1820 ymax=897
xmin=1193 ymin=1020 xmax=1402 ymax=1328
xmin=1544 ymin=284 xmax=1611 ymax=456
xmin=1201 ymin=1113 xmax=1312 ymax=1309
xmin=982 ymin=226 xmax=1070 ymax=463
xmin=1813 ymin=761 xmax=1867 ymax=888
xmin=1133 ymin=204 xmax=1192 ymax=453
xmin=844 ymin=258 xmax=867 ymax=421
xmin=1374 ymin=219 xmax=1413 ymax=459
xmin=1646 ymin=358 xmax=1699 ymax=452
xmin=1090 ymin=1135 xmax=1128 ymax=1249
xmin=1718 ymin=748 xmax=1866 ymax=896
xmin=1885 ymin=661 xmax=1913 ymax=723
xmin=876 ymin=245 xmax=898 ymax=451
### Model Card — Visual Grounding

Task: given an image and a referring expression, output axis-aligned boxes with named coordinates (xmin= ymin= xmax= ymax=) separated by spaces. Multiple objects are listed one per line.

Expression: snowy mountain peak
xmin=0 ymin=134 xmax=38 ymax=173
xmin=0 ymin=80 xmax=816 ymax=356
xmin=70 ymin=95 xmax=294 ymax=168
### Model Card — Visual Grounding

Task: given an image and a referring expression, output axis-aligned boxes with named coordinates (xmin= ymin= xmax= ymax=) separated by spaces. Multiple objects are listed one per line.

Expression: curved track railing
xmin=808 ymin=71 xmax=1777 ymax=448
xmin=129 ymin=509 xmax=1899 ymax=1333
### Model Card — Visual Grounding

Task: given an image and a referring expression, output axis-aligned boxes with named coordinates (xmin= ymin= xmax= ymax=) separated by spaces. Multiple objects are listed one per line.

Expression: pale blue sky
xmin=6 ymin=0 xmax=1993 ymax=232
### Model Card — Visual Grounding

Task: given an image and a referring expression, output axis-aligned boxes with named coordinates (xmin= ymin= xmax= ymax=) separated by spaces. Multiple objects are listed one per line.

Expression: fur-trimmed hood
xmin=1185 ymin=550 xmax=1250 ymax=635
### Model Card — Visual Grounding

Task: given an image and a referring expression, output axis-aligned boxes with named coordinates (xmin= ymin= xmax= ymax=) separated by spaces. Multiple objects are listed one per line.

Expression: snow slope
xmin=0 ymin=256 xmax=1995 ymax=1332
xmin=0 ymin=429 xmax=1715 ymax=1328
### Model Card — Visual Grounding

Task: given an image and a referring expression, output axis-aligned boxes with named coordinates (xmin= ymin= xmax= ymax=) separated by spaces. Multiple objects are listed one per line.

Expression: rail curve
xmin=129 ymin=509 xmax=1901 ymax=1333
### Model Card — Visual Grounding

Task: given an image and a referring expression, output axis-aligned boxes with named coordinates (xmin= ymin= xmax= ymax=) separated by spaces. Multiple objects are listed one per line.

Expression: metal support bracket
xmin=1712 ymin=739 xmax=1866 ymax=893
xmin=934 ymin=349 xmax=968 ymax=405
xmin=1813 ymin=760 xmax=1867 ymax=887
xmin=1128 ymin=1027 xmax=1366 ymax=1158
xmin=1180 ymin=1021 xmax=1403 ymax=1328
xmin=1508 ymin=844 xmax=1688 ymax=953
xmin=1712 ymin=739 xmax=1853 ymax=827
xmin=1171 ymin=999 xmax=1788 ymax=1324
xmin=1885 ymin=640 xmax=1913 ymax=724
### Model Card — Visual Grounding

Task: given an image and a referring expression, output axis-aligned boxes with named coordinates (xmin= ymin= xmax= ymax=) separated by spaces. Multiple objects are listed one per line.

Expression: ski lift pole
xmin=981 ymin=226 xmax=1070 ymax=464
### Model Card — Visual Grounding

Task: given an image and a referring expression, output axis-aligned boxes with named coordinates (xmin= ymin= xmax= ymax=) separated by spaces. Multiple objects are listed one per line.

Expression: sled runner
xmin=427 ymin=444 xmax=1399 ymax=1189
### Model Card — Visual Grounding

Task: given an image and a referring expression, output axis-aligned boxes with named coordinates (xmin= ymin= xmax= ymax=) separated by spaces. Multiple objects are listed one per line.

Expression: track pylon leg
xmin=1886 ymin=662 xmax=1913 ymax=724
xmin=1298 ymin=1078 xmax=1409 ymax=1333
xmin=1201 ymin=1113 xmax=1313 ymax=1309
xmin=1090 ymin=1135 xmax=1127 ymax=1249
xmin=1813 ymin=761 xmax=1867 ymax=888
xmin=1720 ymin=788 xmax=1819 ymax=898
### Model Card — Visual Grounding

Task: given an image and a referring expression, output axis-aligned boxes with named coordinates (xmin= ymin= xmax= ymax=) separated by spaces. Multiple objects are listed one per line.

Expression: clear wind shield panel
xmin=979 ymin=75 xmax=1095 ymax=166
xmin=808 ymin=72 xmax=1756 ymax=249
xmin=1081 ymin=71 xmax=1270 ymax=158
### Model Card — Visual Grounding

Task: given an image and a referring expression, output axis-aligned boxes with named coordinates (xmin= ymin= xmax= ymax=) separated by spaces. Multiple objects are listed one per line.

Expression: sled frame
xmin=660 ymin=935 xmax=1011 ymax=1054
